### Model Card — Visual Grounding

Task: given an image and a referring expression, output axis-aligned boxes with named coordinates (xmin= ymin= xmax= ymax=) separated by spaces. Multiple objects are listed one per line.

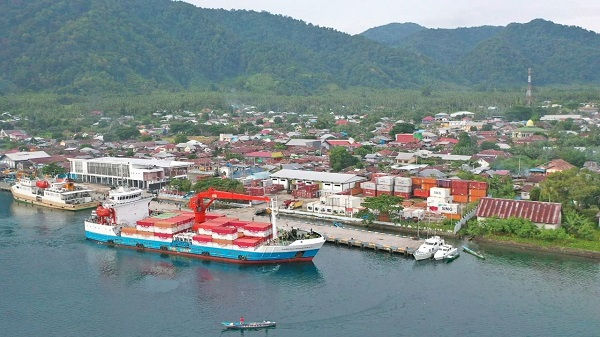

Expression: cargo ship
xmin=11 ymin=176 xmax=98 ymax=211
xmin=84 ymin=187 xmax=325 ymax=264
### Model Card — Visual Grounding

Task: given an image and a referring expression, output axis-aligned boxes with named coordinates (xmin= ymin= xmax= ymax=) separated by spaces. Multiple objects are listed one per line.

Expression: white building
xmin=69 ymin=157 xmax=193 ymax=191
xmin=269 ymin=169 xmax=367 ymax=193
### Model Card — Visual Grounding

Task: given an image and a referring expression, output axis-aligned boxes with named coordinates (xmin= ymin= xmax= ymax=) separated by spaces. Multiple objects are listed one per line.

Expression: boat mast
xmin=270 ymin=197 xmax=278 ymax=239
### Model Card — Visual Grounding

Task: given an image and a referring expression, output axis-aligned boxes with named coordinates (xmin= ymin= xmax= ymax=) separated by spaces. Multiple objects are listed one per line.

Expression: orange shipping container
xmin=212 ymin=238 xmax=234 ymax=246
xmin=469 ymin=195 xmax=482 ymax=202
xmin=469 ymin=189 xmax=487 ymax=197
xmin=411 ymin=177 xmax=424 ymax=185
xmin=137 ymin=230 xmax=154 ymax=238
xmin=121 ymin=227 xmax=138 ymax=235
xmin=422 ymin=183 xmax=437 ymax=190
xmin=421 ymin=178 xmax=437 ymax=185
xmin=453 ymin=195 xmax=469 ymax=203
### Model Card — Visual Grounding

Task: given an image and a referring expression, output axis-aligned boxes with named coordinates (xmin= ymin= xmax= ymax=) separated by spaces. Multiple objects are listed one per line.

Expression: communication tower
xmin=525 ymin=68 xmax=533 ymax=107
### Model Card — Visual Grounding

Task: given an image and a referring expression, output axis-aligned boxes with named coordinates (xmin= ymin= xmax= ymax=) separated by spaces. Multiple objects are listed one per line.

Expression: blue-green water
xmin=1 ymin=192 xmax=599 ymax=337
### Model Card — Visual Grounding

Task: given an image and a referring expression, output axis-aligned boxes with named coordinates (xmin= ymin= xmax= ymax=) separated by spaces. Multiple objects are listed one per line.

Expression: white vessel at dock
xmin=413 ymin=236 xmax=445 ymax=261
xmin=433 ymin=243 xmax=458 ymax=260
xmin=10 ymin=176 xmax=98 ymax=211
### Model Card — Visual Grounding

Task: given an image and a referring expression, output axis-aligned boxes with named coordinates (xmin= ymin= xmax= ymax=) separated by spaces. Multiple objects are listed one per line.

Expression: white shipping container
xmin=361 ymin=182 xmax=377 ymax=190
xmin=394 ymin=185 xmax=411 ymax=193
xmin=377 ymin=184 xmax=394 ymax=192
xmin=430 ymin=187 xmax=451 ymax=198
xmin=438 ymin=203 xmax=459 ymax=214
xmin=376 ymin=175 xmax=394 ymax=186
xmin=394 ymin=177 xmax=413 ymax=187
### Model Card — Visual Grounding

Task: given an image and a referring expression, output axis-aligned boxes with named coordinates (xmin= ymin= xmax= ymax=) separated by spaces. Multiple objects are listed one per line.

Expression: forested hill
xmin=360 ymin=19 xmax=600 ymax=87
xmin=1 ymin=1 xmax=599 ymax=96
xmin=0 ymin=0 xmax=452 ymax=95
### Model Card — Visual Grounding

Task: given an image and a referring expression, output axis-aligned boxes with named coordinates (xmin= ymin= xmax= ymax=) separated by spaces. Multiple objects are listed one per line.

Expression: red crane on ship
xmin=188 ymin=187 xmax=271 ymax=224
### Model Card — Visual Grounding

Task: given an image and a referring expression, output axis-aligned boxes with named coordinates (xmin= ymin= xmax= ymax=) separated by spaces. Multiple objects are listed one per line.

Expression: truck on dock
xmin=283 ymin=199 xmax=303 ymax=210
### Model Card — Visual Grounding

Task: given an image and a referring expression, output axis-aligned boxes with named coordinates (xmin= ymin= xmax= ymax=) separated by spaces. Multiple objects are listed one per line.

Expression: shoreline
xmin=472 ymin=236 xmax=600 ymax=259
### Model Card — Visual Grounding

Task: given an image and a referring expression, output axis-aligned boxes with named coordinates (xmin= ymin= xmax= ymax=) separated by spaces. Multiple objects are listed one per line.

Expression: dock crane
xmin=188 ymin=188 xmax=279 ymax=237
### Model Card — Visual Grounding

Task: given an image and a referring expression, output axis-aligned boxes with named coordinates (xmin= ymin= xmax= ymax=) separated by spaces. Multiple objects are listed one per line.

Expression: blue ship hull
xmin=85 ymin=231 xmax=321 ymax=264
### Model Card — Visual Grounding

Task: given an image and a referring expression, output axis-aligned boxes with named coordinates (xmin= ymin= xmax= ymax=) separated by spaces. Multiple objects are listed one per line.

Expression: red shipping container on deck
xmin=233 ymin=237 xmax=262 ymax=248
xmin=211 ymin=226 xmax=237 ymax=235
xmin=136 ymin=219 xmax=157 ymax=227
xmin=193 ymin=234 xmax=212 ymax=242
xmin=154 ymin=232 xmax=173 ymax=239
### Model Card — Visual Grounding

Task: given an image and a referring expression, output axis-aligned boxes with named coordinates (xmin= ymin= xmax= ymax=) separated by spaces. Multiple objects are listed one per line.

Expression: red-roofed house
xmin=476 ymin=197 xmax=562 ymax=230
xmin=539 ymin=159 xmax=576 ymax=175
xmin=335 ymin=119 xmax=349 ymax=125
xmin=323 ymin=139 xmax=361 ymax=151
xmin=394 ymin=134 xmax=419 ymax=144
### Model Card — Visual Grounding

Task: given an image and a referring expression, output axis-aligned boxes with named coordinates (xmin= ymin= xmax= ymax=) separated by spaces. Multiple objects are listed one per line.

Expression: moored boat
xmin=413 ymin=235 xmax=445 ymax=261
xmin=222 ymin=321 xmax=276 ymax=330
xmin=10 ymin=176 xmax=98 ymax=211
xmin=84 ymin=187 xmax=325 ymax=264
xmin=433 ymin=243 xmax=458 ymax=261
xmin=462 ymin=245 xmax=485 ymax=259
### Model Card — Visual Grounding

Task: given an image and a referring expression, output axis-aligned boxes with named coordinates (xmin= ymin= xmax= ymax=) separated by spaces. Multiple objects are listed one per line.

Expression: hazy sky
xmin=185 ymin=0 xmax=600 ymax=35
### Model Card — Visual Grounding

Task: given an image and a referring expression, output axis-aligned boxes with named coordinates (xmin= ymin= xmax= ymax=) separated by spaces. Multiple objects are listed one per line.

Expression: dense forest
xmin=361 ymin=19 xmax=600 ymax=88
xmin=1 ymin=0 xmax=599 ymax=96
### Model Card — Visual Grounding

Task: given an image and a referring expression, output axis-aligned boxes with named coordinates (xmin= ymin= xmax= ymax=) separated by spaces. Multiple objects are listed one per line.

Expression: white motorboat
xmin=433 ymin=244 xmax=458 ymax=261
xmin=413 ymin=235 xmax=445 ymax=261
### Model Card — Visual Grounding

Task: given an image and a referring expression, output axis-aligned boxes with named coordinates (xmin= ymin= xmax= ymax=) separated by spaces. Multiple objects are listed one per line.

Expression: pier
xmin=287 ymin=221 xmax=422 ymax=257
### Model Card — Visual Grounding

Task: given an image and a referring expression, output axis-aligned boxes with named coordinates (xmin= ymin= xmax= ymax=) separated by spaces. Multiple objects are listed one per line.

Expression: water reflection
xmin=85 ymin=242 xmax=324 ymax=290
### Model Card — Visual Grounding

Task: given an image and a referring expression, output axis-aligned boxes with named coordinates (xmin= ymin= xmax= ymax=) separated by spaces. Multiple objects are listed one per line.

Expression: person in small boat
xmin=240 ymin=316 xmax=244 ymax=325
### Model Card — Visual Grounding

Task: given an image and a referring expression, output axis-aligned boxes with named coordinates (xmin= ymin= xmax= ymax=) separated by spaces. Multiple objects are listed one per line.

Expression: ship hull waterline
xmin=85 ymin=230 xmax=322 ymax=264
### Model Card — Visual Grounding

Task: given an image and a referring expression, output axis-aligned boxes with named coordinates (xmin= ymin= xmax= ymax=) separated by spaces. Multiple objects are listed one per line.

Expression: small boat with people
xmin=413 ymin=235 xmax=445 ymax=261
xmin=222 ymin=319 xmax=276 ymax=330
xmin=462 ymin=245 xmax=485 ymax=259
xmin=433 ymin=243 xmax=458 ymax=261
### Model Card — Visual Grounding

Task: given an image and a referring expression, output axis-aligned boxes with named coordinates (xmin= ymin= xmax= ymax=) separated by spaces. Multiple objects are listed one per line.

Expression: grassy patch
xmin=486 ymin=234 xmax=600 ymax=252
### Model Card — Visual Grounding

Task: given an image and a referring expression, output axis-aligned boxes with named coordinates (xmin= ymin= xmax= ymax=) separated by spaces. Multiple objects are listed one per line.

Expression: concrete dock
xmin=283 ymin=221 xmax=423 ymax=256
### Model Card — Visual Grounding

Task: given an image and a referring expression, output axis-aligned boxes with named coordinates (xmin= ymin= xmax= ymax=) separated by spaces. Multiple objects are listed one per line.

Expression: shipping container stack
xmin=122 ymin=212 xmax=196 ymax=241
xmin=246 ymin=186 xmax=265 ymax=196
xmin=375 ymin=175 xmax=394 ymax=196
xmin=393 ymin=176 xmax=412 ymax=199
xmin=189 ymin=217 xmax=273 ymax=250
xmin=468 ymin=181 xmax=488 ymax=203
xmin=291 ymin=182 xmax=319 ymax=199
xmin=411 ymin=177 xmax=429 ymax=198
xmin=264 ymin=184 xmax=284 ymax=194
xmin=360 ymin=181 xmax=377 ymax=197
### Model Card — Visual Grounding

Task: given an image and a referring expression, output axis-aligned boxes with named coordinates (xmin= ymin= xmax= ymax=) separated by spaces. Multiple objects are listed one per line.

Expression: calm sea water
xmin=1 ymin=191 xmax=599 ymax=337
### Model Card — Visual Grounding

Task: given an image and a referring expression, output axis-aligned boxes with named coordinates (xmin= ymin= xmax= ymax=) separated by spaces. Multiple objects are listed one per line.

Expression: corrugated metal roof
xmin=476 ymin=197 xmax=562 ymax=225
xmin=270 ymin=169 xmax=367 ymax=184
